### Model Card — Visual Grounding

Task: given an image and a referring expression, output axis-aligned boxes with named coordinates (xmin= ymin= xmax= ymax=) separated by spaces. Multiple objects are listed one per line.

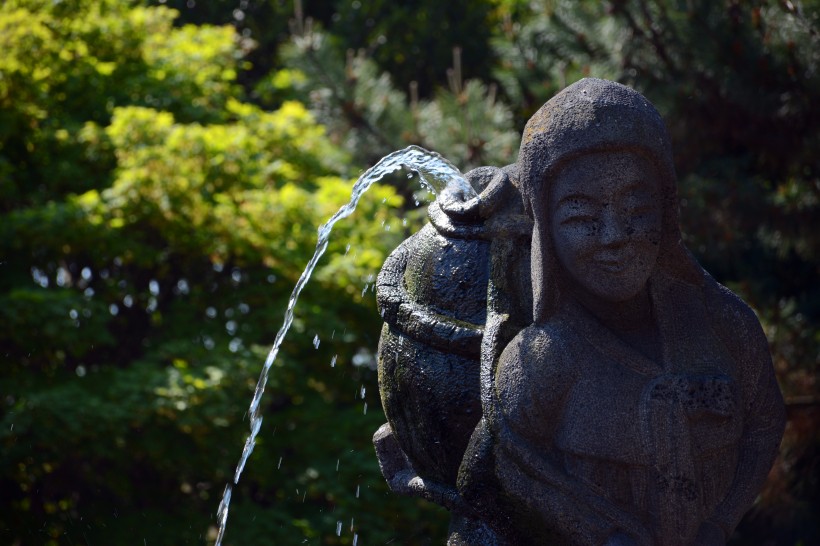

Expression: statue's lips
xmin=592 ymin=255 xmax=633 ymax=274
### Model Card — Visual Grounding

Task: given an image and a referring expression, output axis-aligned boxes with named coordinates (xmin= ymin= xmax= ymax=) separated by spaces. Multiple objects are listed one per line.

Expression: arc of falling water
xmin=214 ymin=145 xmax=475 ymax=545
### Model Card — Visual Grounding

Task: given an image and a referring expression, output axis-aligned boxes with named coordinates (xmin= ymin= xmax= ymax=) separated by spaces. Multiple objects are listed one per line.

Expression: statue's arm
xmin=706 ymin=283 xmax=787 ymax=539
xmin=375 ymin=229 xmax=483 ymax=356
xmin=491 ymin=420 xmax=653 ymax=546
xmin=486 ymin=328 xmax=652 ymax=545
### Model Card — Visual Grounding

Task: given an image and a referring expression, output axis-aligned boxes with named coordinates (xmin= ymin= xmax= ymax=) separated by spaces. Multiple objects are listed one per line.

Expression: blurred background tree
xmin=0 ymin=0 xmax=817 ymax=544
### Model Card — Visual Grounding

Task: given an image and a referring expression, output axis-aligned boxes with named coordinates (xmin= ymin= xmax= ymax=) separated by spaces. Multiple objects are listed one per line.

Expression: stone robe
xmin=459 ymin=272 xmax=785 ymax=545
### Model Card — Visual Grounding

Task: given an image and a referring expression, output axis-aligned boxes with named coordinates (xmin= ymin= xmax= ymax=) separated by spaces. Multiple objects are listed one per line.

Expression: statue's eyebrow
xmin=554 ymin=193 xmax=597 ymax=209
xmin=614 ymin=180 xmax=648 ymax=198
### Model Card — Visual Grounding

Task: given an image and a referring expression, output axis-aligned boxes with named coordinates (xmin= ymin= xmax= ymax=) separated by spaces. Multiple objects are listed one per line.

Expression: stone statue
xmin=373 ymin=78 xmax=786 ymax=546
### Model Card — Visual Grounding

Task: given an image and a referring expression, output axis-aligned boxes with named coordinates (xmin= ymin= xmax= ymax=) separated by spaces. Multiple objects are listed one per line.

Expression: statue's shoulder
xmin=659 ymin=270 xmax=768 ymax=362
xmin=498 ymin=322 xmax=571 ymax=371
xmin=505 ymin=321 xmax=566 ymax=350
xmin=707 ymin=277 xmax=757 ymax=319
xmin=702 ymin=277 xmax=769 ymax=357
xmin=494 ymin=322 xmax=575 ymax=435
xmin=698 ymin=276 xmax=782 ymax=413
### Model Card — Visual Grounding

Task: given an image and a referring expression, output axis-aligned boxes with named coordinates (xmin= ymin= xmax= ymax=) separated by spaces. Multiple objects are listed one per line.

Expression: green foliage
xmin=327 ymin=0 xmax=499 ymax=97
xmin=152 ymin=0 xmax=499 ymax=100
xmin=279 ymin=26 xmax=414 ymax=166
xmin=280 ymin=20 xmax=520 ymax=171
xmin=416 ymin=79 xmax=519 ymax=168
xmin=0 ymin=0 xmax=246 ymax=212
xmin=0 ymin=1 xmax=445 ymax=544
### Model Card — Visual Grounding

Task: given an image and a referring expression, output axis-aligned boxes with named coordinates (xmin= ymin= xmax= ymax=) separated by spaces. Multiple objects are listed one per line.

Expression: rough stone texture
xmin=374 ymin=165 xmax=531 ymax=490
xmin=373 ymin=79 xmax=786 ymax=546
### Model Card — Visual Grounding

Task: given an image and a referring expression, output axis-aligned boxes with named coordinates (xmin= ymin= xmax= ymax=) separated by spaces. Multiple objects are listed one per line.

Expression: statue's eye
xmin=628 ymin=204 xmax=653 ymax=216
xmin=622 ymin=185 xmax=656 ymax=208
xmin=560 ymin=213 xmax=598 ymax=226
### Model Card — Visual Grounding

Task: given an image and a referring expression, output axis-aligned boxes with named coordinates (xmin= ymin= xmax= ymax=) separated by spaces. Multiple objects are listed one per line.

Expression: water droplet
xmin=336 ymin=521 xmax=342 ymax=536
xmin=56 ymin=267 xmax=69 ymax=287
xmin=355 ymin=485 xmax=360 ymax=498
xmin=330 ymin=355 xmax=337 ymax=367
xmin=277 ymin=457 xmax=282 ymax=469
xmin=363 ymin=402 xmax=368 ymax=415
xmin=313 ymin=335 xmax=320 ymax=349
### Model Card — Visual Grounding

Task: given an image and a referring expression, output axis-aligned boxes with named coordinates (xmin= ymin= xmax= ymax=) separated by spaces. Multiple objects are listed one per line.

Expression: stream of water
xmin=214 ymin=145 xmax=475 ymax=545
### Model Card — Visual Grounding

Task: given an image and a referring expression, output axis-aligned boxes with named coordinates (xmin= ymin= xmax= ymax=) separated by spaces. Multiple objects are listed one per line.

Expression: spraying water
xmin=214 ymin=145 xmax=475 ymax=545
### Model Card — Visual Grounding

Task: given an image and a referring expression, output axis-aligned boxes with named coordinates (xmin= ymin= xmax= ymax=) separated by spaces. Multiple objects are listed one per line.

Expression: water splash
xmin=214 ymin=145 xmax=473 ymax=545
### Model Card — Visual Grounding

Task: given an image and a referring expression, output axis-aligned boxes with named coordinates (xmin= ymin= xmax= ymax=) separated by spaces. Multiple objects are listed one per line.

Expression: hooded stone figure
xmin=452 ymin=79 xmax=786 ymax=546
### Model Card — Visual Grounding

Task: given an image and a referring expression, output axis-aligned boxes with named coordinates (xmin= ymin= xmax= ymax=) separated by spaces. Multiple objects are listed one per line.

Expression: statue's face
xmin=549 ymin=151 xmax=662 ymax=303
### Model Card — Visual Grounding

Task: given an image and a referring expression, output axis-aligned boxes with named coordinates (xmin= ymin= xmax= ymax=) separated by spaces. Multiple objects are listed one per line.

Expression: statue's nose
xmin=599 ymin=207 xmax=629 ymax=247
